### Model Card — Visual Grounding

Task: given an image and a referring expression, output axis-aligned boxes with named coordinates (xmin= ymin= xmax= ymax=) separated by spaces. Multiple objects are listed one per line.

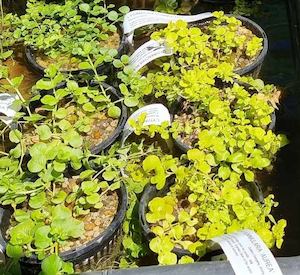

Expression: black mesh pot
xmin=24 ymin=25 xmax=128 ymax=77
xmin=0 ymin=182 xmax=127 ymax=275
xmin=139 ymin=179 xmax=264 ymax=260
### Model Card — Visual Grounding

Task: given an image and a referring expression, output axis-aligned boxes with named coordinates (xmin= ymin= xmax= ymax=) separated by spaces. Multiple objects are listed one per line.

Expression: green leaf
xmin=81 ymin=180 xmax=100 ymax=195
xmin=14 ymin=209 xmax=31 ymax=223
xmin=110 ymin=181 xmax=121 ymax=191
xmin=222 ymin=187 xmax=244 ymax=205
xmin=34 ymin=226 xmax=52 ymax=249
xmin=178 ymin=255 xmax=194 ymax=264
xmin=124 ymin=97 xmax=139 ymax=107
xmin=52 ymin=205 xmax=72 ymax=220
xmin=227 ymin=152 xmax=245 ymax=163
xmin=158 ymin=252 xmax=177 ymax=265
xmin=209 ymin=100 xmax=223 ymax=115
xmin=58 ymin=119 xmax=72 ymax=131
xmin=6 ymin=244 xmax=23 ymax=259
xmin=41 ymin=254 xmax=62 ymax=275
xmin=79 ymin=170 xmax=95 ymax=180
xmin=55 ymin=108 xmax=68 ymax=119
xmin=218 ymin=166 xmax=231 ymax=180
xmin=10 ymin=144 xmax=22 ymax=158
xmin=35 ymin=79 xmax=55 ymax=90
xmin=102 ymin=170 xmax=118 ymax=181
xmin=78 ymin=62 xmax=92 ymax=70
xmin=53 ymin=161 xmax=66 ymax=173
xmin=10 ymin=220 xmax=35 ymax=245
xmin=61 ymin=262 xmax=74 ymax=274
xmin=27 ymin=157 xmax=45 ymax=173
xmin=79 ymin=3 xmax=90 ymax=13
xmin=41 ymin=95 xmax=58 ymax=106
xmin=108 ymin=106 xmax=121 ymax=118
xmin=107 ymin=11 xmax=118 ymax=21
xmin=86 ymin=193 xmax=100 ymax=204
xmin=9 ymin=129 xmax=22 ymax=143
xmin=143 ymin=155 xmax=161 ymax=172
xmin=29 ymin=192 xmax=46 ymax=209
xmin=37 ymin=125 xmax=52 ymax=141
xmin=11 ymin=76 xmax=24 ymax=88
xmin=244 ymin=170 xmax=254 ymax=182
xmin=119 ymin=6 xmax=130 ymax=14
xmin=113 ymin=60 xmax=123 ymax=68
xmin=83 ymin=102 xmax=96 ymax=112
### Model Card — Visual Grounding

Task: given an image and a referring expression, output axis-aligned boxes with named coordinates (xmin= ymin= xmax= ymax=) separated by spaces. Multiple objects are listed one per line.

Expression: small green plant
xmin=113 ymin=56 xmax=153 ymax=108
xmin=150 ymin=12 xmax=263 ymax=72
xmin=171 ymin=80 xmax=288 ymax=183
xmin=4 ymin=64 xmax=121 ymax=151
xmin=145 ymin=152 xmax=287 ymax=265
xmin=0 ymin=130 xmax=122 ymax=272
xmin=8 ymin=0 xmax=129 ymax=71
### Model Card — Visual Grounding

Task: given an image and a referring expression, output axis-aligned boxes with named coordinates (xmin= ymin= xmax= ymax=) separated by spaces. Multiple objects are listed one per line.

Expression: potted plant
xmin=4 ymin=65 xmax=127 ymax=155
xmin=169 ymin=77 xmax=287 ymax=183
xmin=139 ymin=152 xmax=287 ymax=264
xmin=137 ymin=11 xmax=267 ymax=77
xmin=9 ymin=0 xmax=129 ymax=75
xmin=0 ymin=120 xmax=127 ymax=273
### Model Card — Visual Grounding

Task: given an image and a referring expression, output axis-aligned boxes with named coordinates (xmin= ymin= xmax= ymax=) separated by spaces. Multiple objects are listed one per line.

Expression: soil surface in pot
xmin=60 ymin=178 xmax=119 ymax=253
xmin=23 ymin=106 xmax=118 ymax=149
xmin=35 ymin=32 xmax=120 ymax=71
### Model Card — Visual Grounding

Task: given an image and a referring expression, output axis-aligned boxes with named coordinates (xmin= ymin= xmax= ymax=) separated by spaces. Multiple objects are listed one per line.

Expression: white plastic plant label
xmin=129 ymin=40 xmax=173 ymax=72
xmin=123 ymin=10 xmax=213 ymax=44
xmin=121 ymin=103 xmax=171 ymax=145
xmin=213 ymin=229 xmax=283 ymax=275
xmin=0 ymin=93 xmax=19 ymax=125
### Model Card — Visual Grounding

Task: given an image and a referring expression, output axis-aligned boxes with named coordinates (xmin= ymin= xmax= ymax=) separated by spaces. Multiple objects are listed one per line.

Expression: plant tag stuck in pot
xmin=129 ymin=40 xmax=173 ymax=72
xmin=123 ymin=10 xmax=213 ymax=44
xmin=121 ymin=103 xmax=171 ymax=145
xmin=0 ymin=93 xmax=19 ymax=125
xmin=213 ymin=229 xmax=283 ymax=275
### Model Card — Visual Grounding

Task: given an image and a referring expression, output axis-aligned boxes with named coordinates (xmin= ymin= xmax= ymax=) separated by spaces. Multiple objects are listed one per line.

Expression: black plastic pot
xmin=16 ymin=81 xmax=127 ymax=155
xmin=0 ymin=182 xmax=127 ymax=275
xmin=139 ymin=179 xmax=264 ymax=259
xmin=173 ymin=112 xmax=276 ymax=153
xmin=171 ymin=97 xmax=276 ymax=153
xmin=234 ymin=16 xmax=268 ymax=77
xmin=24 ymin=25 xmax=128 ymax=76
xmin=190 ymin=15 xmax=268 ymax=77
xmin=88 ymin=81 xmax=128 ymax=154
xmin=133 ymin=15 xmax=267 ymax=77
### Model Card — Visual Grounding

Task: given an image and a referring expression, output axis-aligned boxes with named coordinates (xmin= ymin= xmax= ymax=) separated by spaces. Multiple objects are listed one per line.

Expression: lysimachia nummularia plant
xmin=150 ymin=11 xmax=263 ymax=72
xmin=170 ymin=79 xmax=288 ymax=183
xmin=145 ymin=151 xmax=287 ymax=265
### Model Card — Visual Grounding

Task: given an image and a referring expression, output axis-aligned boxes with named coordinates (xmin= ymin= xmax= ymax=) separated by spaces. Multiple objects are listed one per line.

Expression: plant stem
xmin=18 ymin=141 xmax=24 ymax=173
xmin=5 ymin=77 xmax=32 ymax=116
xmin=0 ymin=0 xmax=4 ymax=56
